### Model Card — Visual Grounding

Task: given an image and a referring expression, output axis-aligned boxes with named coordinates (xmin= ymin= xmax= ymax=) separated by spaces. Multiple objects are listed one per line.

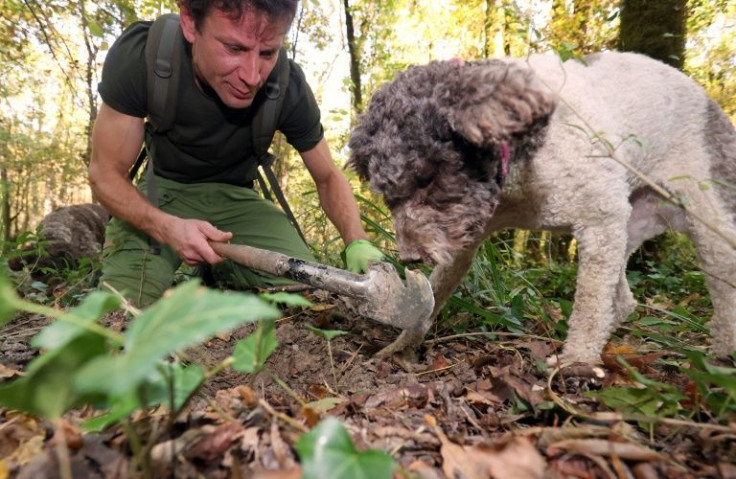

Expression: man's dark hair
xmin=179 ymin=0 xmax=298 ymax=30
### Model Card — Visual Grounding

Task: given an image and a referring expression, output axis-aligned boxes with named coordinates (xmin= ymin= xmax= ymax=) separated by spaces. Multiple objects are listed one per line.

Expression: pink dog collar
xmin=500 ymin=142 xmax=510 ymax=177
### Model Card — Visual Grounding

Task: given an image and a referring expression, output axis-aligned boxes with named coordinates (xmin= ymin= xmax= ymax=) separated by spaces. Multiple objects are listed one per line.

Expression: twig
xmin=270 ymin=372 xmax=307 ymax=408
xmin=424 ymin=331 xmax=564 ymax=345
xmin=415 ymin=362 xmax=460 ymax=377
xmin=52 ymin=419 xmax=72 ymax=479
xmin=258 ymin=398 xmax=308 ymax=433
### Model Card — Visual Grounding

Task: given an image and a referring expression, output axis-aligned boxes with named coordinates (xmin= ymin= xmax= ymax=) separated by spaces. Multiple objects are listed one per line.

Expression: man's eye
xmin=261 ymin=50 xmax=277 ymax=59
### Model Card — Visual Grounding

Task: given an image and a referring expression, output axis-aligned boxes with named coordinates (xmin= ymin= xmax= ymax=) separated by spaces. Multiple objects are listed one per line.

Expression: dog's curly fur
xmin=349 ymin=52 xmax=736 ymax=363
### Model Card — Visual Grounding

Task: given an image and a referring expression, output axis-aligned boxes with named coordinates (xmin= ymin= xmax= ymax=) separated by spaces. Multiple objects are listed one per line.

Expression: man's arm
xmin=299 ymin=138 xmax=369 ymax=246
xmin=89 ymin=103 xmax=232 ymax=265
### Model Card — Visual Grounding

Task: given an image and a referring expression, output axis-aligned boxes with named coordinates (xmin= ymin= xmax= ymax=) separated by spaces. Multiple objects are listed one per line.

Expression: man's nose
xmin=237 ymin=52 xmax=261 ymax=87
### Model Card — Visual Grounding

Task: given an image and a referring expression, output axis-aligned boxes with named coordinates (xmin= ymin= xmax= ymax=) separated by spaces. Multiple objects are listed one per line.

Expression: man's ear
xmin=179 ymin=6 xmax=197 ymax=43
xmin=436 ymin=61 xmax=556 ymax=148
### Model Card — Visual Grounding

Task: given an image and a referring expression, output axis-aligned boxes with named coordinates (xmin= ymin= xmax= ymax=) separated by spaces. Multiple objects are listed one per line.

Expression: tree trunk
xmin=343 ymin=0 xmax=363 ymax=115
xmin=618 ymin=0 xmax=687 ymax=69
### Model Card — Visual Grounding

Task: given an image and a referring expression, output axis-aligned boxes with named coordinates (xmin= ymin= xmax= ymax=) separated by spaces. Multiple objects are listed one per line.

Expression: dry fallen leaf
xmin=426 ymin=415 xmax=546 ymax=479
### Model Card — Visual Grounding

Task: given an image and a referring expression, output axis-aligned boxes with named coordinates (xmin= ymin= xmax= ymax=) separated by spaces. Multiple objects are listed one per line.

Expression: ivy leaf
xmin=295 ymin=417 xmax=395 ymax=479
xmin=307 ymin=326 xmax=348 ymax=341
xmin=260 ymin=291 xmax=313 ymax=307
xmin=74 ymin=280 xmax=279 ymax=396
xmin=232 ymin=319 xmax=278 ymax=373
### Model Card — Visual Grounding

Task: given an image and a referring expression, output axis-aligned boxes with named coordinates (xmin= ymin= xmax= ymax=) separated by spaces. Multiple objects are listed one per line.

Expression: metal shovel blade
xmin=210 ymin=242 xmax=434 ymax=334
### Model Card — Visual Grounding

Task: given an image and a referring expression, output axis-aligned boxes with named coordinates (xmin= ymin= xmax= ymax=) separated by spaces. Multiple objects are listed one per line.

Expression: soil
xmin=1 ymin=289 xmax=735 ymax=479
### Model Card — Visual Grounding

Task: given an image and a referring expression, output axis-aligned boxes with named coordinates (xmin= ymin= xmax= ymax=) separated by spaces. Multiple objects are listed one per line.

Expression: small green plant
xmin=0 ymin=268 xmax=282 ymax=474
xmin=296 ymin=416 xmax=396 ymax=479
xmin=594 ymin=353 xmax=736 ymax=426
xmin=308 ymin=326 xmax=349 ymax=394
xmin=2 ymin=267 xmax=398 ymax=477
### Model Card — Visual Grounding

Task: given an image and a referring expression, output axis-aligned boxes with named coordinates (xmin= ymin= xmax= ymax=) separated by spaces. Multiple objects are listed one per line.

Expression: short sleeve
xmin=277 ymin=60 xmax=325 ymax=152
xmin=98 ymin=21 xmax=150 ymax=118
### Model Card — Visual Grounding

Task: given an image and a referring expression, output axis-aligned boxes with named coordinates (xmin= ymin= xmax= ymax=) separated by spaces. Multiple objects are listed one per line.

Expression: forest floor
xmin=1 ymin=288 xmax=735 ymax=479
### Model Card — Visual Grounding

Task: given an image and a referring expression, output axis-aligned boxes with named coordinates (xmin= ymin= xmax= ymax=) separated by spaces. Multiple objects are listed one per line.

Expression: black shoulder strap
xmin=252 ymin=48 xmax=306 ymax=244
xmin=252 ymin=47 xmax=290 ymax=161
xmin=145 ymin=13 xmax=183 ymax=133
xmin=128 ymin=14 xmax=182 ymax=182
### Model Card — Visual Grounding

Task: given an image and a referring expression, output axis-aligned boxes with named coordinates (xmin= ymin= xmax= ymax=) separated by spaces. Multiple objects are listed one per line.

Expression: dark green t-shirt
xmin=99 ymin=20 xmax=324 ymax=187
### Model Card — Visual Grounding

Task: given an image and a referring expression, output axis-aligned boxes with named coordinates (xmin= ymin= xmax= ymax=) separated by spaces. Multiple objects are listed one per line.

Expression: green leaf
xmin=307 ymin=326 xmax=348 ymax=341
xmin=0 ymin=333 xmax=107 ymax=418
xmin=32 ymin=291 xmax=121 ymax=350
xmin=0 ymin=268 xmax=21 ymax=326
xmin=260 ymin=291 xmax=313 ymax=307
xmin=83 ymin=362 xmax=204 ymax=432
xmin=232 ymin=319 xmax=278 ymax=373
xmin=296 ymin=417 xmax=395 ymax=479
xmin=87 ymin=20 xmax=104 ymax=37
xmin=74 ymin=280 xmax=279 ymax=396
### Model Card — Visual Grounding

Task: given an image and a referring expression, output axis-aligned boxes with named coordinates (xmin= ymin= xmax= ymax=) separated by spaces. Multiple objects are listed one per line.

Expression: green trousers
xmin=100 ymin=176 xmax=314 ymax=306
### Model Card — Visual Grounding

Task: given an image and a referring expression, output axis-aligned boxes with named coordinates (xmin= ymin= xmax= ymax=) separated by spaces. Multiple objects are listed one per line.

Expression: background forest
xmin=1 ymin=0 xmax=735 ymax=262
xmin=1 ymin=2 xmax=736 ymax=477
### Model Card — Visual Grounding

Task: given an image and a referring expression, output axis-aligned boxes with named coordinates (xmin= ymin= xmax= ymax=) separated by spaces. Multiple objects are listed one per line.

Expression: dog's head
xmin=348 ymin=59 xmax=555 ymax=265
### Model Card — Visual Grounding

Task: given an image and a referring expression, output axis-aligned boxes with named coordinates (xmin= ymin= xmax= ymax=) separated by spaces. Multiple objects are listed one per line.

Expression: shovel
xmin=209 ymin=242 xmax=434 ymax=336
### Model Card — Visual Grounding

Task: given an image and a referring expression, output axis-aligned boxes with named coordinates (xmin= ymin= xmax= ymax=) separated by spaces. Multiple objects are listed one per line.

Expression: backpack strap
xmin=145 ymin=13 xmax=182 ymax=133
xmin=129 ymin=14 xmax=182 ymax=181
xmin=252 ymin=48 xmax=307 ymax=244
xmin=252 ymin=47 xmax=290 ymax=160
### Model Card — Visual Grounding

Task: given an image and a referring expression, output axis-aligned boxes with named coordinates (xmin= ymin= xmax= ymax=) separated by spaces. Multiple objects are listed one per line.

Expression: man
xmin=89 ymin=0 xmax=382 ymax=306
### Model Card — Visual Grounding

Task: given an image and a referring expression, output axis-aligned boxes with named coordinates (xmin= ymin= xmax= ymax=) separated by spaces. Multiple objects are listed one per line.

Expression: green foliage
xmin=0 ymin=267 xmax=21 ymax=325
xmin=308 ymin=326 xmax=349 ymax=341
xmin=296 ymin=416 xmax=395 ymax=479
xmin=75 ymin=281 xmax=280 ymax=396
xmin=0 ymin=332 xmax=109 ymax=418
xmin=683 ymin=351 xmax=736 ymax=416
xmin=595 ymin=353 xmax=736 ymax=421
xmin=0 ymin=277 xmax=280 ymax=424
xmin=83 ymin=362 xmax=205 ymax=432
xmin=596 ymin=358 xmax=687 ymax=418
xmin=232 ymin=319 xmax=279 ymax=374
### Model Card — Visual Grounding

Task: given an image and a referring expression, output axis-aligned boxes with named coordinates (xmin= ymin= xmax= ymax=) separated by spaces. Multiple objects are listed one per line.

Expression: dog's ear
xmin=436 ymin=60 xmax=556 ymax=147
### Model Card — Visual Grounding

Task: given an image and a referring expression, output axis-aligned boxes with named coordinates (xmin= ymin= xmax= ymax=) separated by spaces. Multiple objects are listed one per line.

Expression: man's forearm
xmin=316 ymin=172 xmax=369 ymax=246
xmin=89 ymin=166 xmax=173 ymax=244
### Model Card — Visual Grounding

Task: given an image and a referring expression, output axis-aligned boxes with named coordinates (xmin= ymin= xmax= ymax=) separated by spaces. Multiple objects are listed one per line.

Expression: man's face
xmin=180 ymin=7 xmax=287 ymax=109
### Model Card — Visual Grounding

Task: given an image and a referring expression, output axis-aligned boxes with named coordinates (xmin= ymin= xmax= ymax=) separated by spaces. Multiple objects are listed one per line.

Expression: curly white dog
xmin=349 ymin=52 xmax=736 ymax=364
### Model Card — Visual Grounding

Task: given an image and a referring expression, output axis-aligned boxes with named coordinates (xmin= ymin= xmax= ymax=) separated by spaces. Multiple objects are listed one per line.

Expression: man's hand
xmin=344 ymin=240 xmax=384 ymax=273
xmin=160 ymin=217 xmax=233 ymax=265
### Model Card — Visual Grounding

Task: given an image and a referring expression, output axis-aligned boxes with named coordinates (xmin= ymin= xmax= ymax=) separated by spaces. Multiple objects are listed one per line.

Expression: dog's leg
xmin=613 ymin=270 xmax=637 ymax=327
xmin=560 ymin=222 xmax=629 ymax=364
xmin=613 ymin=189 xmax=677 ymax=326
xmin=681 ymin=188 xmax=736 ymax=357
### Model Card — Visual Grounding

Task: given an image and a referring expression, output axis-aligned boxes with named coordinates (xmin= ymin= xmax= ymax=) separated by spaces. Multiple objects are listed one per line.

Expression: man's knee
xmin=100 ymin=248 xmax=177 ymax=307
